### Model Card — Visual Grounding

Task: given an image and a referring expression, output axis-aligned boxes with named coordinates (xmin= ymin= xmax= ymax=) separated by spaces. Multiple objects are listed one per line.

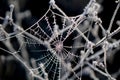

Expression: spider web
xmin=14 ymin=5 xmax=90 ymax=80
xmin=0 ymin=3 xmax=100 ymax=79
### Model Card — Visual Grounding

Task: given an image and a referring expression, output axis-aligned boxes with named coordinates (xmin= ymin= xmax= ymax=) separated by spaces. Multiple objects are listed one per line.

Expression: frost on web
xmin=16 ymin=0 xmax=102 ymax=79
xmin=21 ymin=6 xmax=85 ymax=80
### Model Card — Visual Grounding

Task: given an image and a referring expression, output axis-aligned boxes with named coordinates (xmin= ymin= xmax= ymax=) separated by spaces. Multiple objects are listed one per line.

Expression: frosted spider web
xmin=15 ymin=5 xmax=91 ymax=80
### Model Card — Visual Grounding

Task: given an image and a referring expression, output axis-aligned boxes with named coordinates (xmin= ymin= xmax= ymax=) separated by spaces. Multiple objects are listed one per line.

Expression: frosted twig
xmin=108 ymin=1 xmax=120 ymax=32
xmin=87 ymin=62 xmax=116 ymax=80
